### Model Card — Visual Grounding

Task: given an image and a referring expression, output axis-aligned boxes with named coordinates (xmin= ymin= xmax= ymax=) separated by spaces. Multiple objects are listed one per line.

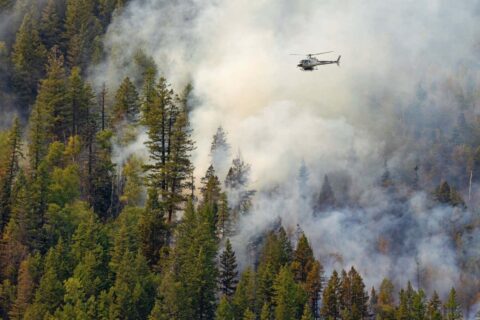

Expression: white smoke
xmin=93 ymin=0 xmax=480 ymax=311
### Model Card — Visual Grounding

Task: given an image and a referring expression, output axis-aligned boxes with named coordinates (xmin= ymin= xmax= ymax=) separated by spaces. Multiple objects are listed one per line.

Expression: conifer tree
xmin=243 ymin=308 xmax=256 ymax=320
xmin=8 ymin=254 xmax=41 ymax=320
xmin=273 ymin=266 xmax=306 ymax=320
xmin=112 ymin=77 xmax=140 ymax=124
xmin=28 ymin=47 xmax=68 ymax=170
xmin=301 ymin=302 xmax=314 ymax=320
xmin=39 ymin=0 xmax=64 ymax=50
xmin=216 ymin=296 xmax=235 ymax=320
xmin=443 ymin=288 xmax=462 ymax=320
xmin=321 ymin=270 xmax=340 ymax=320
xmin=304 ymin=260 xmax=323 ymax=319
xmin=315 ymin=174 xmax=336 ymax=213
xmin=11 ymin=12 xmax=47 ymax=109
xmin=210 ymin=126 xmax=231 ymax=178
xmin=64 ymin=0 xmax=102 ymax=69
xmin=219 ymin=239 xmax=238 ymax=297
xmin=232 ymin=267 xmax=256 ymax=319
xmin=67 ymin=67 xmax=96 ymax=139
xmin=377 ymin=278 xmax=395 ymax=320
xmin=90 ymin=130 xmax=116 ymax=218
xmin=143 ymin=78 xmax=194 ymax=223
xmin=426 ymin=291 xmax=442 ymax=320
xmin=292 ymin=233 xmax=315 ymax=282
xmin=0 ymin=117 xmax=23 ymax=232
xmin=260 ymin=303 xmax=271 ymax=320
xmin=139 ymin=188 xmax=169 ymax=266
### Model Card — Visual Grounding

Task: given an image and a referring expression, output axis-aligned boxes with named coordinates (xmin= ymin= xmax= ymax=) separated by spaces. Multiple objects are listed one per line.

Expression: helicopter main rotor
xmin=289 ymin=51 xmax=333 ymax=58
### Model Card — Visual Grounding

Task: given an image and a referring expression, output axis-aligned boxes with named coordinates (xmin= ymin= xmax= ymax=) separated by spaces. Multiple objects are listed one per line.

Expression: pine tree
xmin=232 ymin=267 xmax=256 ymax=319
xmin=315 ymin=174 xmax=336 ymax=213
xmin=377 ymin=278 xmax=395 ymax=320
xmin=67 ymin=66 xmax=96 ymax=139
xmin=219 ymin=239 xmax=238 ymax=297
xmin=411 ymin=289 xmax=426 ymax=320
xmin=9 ymin=254 xmax=41 ymax=320
xmin=139 ymin=188 xmax=169 ymax=266
xmin=90 ymin=130 xmax=116 ymax=219
xmin=225 ymin=155 xmax=255 ymax=222
xmin=273 ymin=266 xmax=306 ymax=320
xmin=301 ymin=302 xmax=314 ymax=320
xmin=426 ymin=291 xmax=442 ymax=320
xmin=216 ymin=295 xmax=235 ymax=320
xmin=28 ymin=47 xmax=67 ymax=170
xmin=348 ymin=267 xmax=369 ymax=319
xmin=443 ymin=288 xmax=462 ymax=320
xmin=11 ymin=11 xmax=47 ymax=110
xmin=210 ymin=126 xmax=231 ymax=178
xmin=304 ymin=260 xmax=323 ymax=319
xmin=143 ymin=78 xmax=194 ymax=223
xmin=321 ymin=270 xmax=340 ymax=320
xmin=369 ymin=287 xmax=378 ymax=318
xmin=292 ymin=233 xmax=315 ymax=282
xmin=243 ymin=308 xmax=256 ymax=320
xmin=64 ymin=0 xmax=102 ymax=69
xmin=200 ymin=165 xmax=222 ymax=235
xmin=39 ymin=0 xmax=64 ymax=50
xmin=0 ymin=117 xmax=23 ymax=232
xmin=112 ymin=77 xmax=140 ymax=124
xmin=260 ymin=303 xmax=271 ymax=320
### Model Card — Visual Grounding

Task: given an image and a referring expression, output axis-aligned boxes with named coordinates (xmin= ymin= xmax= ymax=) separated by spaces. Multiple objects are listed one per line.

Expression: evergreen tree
xmin=112 ymin=76 xmax=140 ymax=124
xmin=443 ymin=288 xmax=462 ymax=320
xmin=11 ymin=11 xmax=47 ymax=110
xmin=304 ymin=260 xmax=323 ymax=319
xmin=219 ymin=238 xmax=238 ymax=297
xmin=225 ymin=155 xmax=255 ymax=222
xmin=292 ymin=232 xmax=315 ymax=282
xmin=377 ymin=278 xmax=395 ymax=320
xmin=39 ymin=0 xmax=64 ymax=50
xmin=273 ymin=266 xmax=306 ymax=320
xmin=67 ymin=66 xmax=96 ymax=139
xmin=321 ymin=270 xmax=341 ymax=320
xmin=90 ymin=130 xmax=116 ymax=219
xmin=216 ymin=295 xmax=235 ymax=320
xmin=260 ymin=302 xmax=271 ymax=320
xmin=143 ymin=78 xmax=194 ymax=223
xmin=210 ymin=126 xmax=231 ymax=178
xmin=426 ymin=291 xmax=442 ymax=320
xmin=315 ymin=174 xmax=336 ymax=213
xmin=28 ymin=47 xmax=68 ymax=170
xmin=9 ymin=254 xmax=41 ymax=320
xmin=0 ymin=117 xmax=23 ymax=232
xmin=139 ymin=188 xmax=169 ymax=266
xmin=301 ymin=302 xmax=314 ymax=320
xmin=232 ymin=266 xmax=256 ymax=319
xmin=64 ymin=0 xmax=102 ymax=69
xmin=243 ymin=308 xmax=256 ymax=320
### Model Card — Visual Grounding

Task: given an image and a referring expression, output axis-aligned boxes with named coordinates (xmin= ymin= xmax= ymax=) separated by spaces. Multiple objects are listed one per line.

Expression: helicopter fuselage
xmin=297 ymin=55 xmax=341 ymax=71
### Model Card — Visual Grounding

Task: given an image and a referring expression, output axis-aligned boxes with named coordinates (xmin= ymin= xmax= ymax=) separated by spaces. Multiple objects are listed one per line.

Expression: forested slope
xmin=0 ymin=0 xmax=479 ymax=319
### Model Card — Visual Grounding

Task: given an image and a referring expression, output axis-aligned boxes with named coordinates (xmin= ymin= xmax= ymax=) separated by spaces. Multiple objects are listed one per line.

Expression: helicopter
xmin=291 ymin=51 xmax=341 ymax=71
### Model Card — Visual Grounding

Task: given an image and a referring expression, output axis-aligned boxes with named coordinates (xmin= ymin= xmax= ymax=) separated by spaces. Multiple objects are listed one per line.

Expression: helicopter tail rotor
xmin=336 ymin=55 xmax=341 ymax=66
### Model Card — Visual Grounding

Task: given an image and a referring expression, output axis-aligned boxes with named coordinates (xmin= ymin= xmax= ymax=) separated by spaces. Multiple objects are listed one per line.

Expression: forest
xmin=0 ymin=0 xmax=479 ymax=319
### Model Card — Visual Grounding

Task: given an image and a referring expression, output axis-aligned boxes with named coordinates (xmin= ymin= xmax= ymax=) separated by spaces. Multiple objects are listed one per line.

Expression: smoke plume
xmin=94 ymin=0 xmax=480 ymax=315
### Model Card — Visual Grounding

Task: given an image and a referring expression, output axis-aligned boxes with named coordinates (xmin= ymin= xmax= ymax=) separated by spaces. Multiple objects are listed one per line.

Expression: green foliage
xmin=444 ymin=288 xmax=462 ymax=320
xmin=219 ymin=239 xmax=238 ymax=297
xmin=11 ymin=11 xmax=47 ymax=109
xmin=0 ymin=117 xmax=23 ymax=232
xmin=112 ymin=77 xmax=140 ymax=124
xmin=273 ymin=266 xmax=306 ymax=320
xmin=142 ymin=77 xmax=195 ymax=223
xmin=215 ymin=295 xmax=235 ymax=320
